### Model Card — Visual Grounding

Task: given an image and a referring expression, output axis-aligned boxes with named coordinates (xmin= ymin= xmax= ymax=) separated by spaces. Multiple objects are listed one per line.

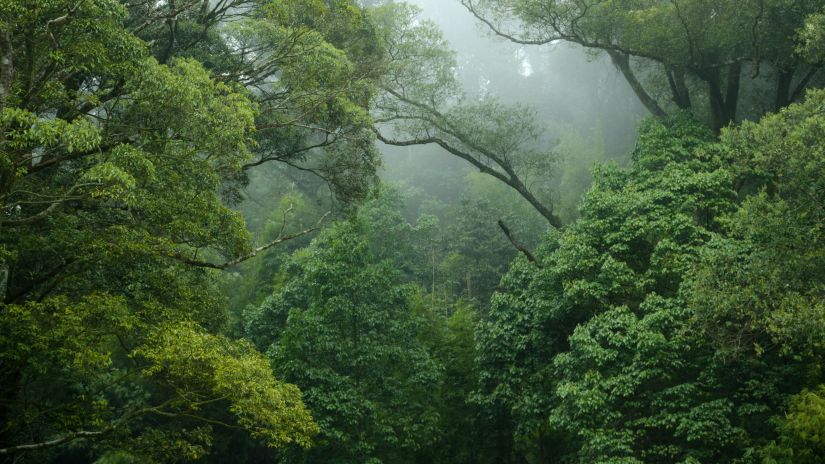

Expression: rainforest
xmin=2 ymin=0 xmax=825 ymax=463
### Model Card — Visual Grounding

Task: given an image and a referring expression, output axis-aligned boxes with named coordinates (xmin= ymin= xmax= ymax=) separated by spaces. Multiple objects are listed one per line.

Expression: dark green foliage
xmin=245 ymin=218 xmax=442 ymax=463
xmin=476 ymin=91 xmax=825 ymax=463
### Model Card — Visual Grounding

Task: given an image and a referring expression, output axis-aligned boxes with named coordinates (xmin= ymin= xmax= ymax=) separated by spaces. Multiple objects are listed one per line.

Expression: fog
xmin=380 ymin=0 xmax=647 ymax=223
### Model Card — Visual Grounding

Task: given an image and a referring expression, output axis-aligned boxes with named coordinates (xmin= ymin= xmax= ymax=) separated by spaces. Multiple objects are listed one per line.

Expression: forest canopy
xmin=1 ymin=0 xmax=825 ymax=463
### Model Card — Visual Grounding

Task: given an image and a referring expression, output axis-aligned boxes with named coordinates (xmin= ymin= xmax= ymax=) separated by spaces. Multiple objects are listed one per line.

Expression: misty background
xmin=223 ymin=0 xmax=652 ymax=314
xmin=379 ymin=0 xmax=647 ymax=225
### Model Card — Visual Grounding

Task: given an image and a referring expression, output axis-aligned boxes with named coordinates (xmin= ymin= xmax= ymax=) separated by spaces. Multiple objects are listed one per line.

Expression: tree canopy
xmin=2 ymin=0 xmax=825 ymax=463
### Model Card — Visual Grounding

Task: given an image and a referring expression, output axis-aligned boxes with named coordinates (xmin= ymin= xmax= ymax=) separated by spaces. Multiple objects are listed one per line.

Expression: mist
xmin=380 ymin=0 xmax=646 ymax=226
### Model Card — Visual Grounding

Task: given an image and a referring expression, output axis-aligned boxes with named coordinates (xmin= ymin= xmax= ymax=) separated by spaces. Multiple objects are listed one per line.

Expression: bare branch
xmin=497 ymin=219 xmax=541 ymax=266
xmin=1 ymin=183 xmax=100 ymax=227
xmin=170 ymin=211 xmax=331 ymax=270
xmin=0 ymin=430 xmax=106 ymax=455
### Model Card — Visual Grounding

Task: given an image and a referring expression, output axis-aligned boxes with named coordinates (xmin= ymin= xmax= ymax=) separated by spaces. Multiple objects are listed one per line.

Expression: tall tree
xmin=475 ymin=89 xmax=825 ymax=462
xmin=463 ymin=0 xmax=825 ymax=131
xmin=0 ymin=0 xmax=389 ymax=459
xmin=244 ymin=218 xmax=442 ymax=464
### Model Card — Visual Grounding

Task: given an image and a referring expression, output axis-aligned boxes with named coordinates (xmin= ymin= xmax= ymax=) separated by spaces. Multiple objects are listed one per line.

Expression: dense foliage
xmin=476 ymin=92 xmax=825 ymax=462
xmin=2 ymin=0 xmax=825 ymax=463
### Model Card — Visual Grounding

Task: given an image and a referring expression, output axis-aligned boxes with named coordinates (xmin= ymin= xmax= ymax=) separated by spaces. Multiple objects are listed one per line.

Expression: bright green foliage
xmin=476 ymin=114 xmax=728 ymax=459
xmin=0 ymin=295 xmax=136 ymax=437
xmin=0 ymin=0 xmax=330 ymax=458
xmin=0 ymin=297 xmax=316 ymax=462
xmin=245 ymin=218 xmax=442 ymax=463
xmin=3 ymin=0 xmax=825 ymax=462
xmin=764 ymin=386 xmax=825 ymax=464
xmin=799 ymin=8 xmax=825 ymax=62
xmin=138 ymin=322 xmax=318 ymax=449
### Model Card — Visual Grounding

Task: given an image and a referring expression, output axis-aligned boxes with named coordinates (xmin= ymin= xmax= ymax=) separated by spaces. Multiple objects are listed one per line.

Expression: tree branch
xmin=497 ymin=219 xmax=541 ymax=266
xmin=45 ymin=0 xmax=87 ymax=48
xmin=789 ymin=65 xmax=822 ymax=103
xmin=0 ymin=429 xmax=106 ymax=455
xmin=606 ymin=51 xmax=667 ymax=118
xmin=374 ymin=128 xmax=562 ymax=228
xmin=0 ymin=183 xmax=99 ymax=226
xmin=170 ymin=211 xmax=331 ymax=270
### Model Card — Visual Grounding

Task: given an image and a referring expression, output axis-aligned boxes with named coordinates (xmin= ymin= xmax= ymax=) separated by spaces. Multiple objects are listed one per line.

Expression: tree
xmin=125 ymin=0 xmax=384 ymax=205
xmin=474 ymin=114 xmax=735 ymax=461
xmin=0 ymin=0 xmax=391 ymax=458
xmin=476 ymin=88 xmax=825 ymax=462
xmin=369 ymin=3 xmax=562 ymax=226
xmin=244 ymin=218 xmax=442 ymax=464
xmin=463 ymin=0 xmax=825 ymax=131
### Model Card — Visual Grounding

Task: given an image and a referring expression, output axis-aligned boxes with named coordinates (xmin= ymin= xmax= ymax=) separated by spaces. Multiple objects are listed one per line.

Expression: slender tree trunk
xmin=431 ymin=246 xmax=436 ymax=310
xmin=607 ymin=50 xmax=667 ymax=118
xmin=789 ymin=66 xmax=822 ymax=104
xmin=0 ymin=30 xmax=12 ymax=111
xmin=666 ymin=67 xmax=692 ymax=110
xmin=0 ymin=30 xmax=14 ymax=198
xmin=465 ymin=270 xmax=471 ymax=301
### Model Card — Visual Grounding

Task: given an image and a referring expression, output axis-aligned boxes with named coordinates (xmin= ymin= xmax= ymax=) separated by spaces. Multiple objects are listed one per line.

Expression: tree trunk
xmin=725 ymin=62 xmax=742 ymax=123
xmin=775 ymin=68 xmax=794 ymax=111
xmin=0 ymin=30 xmax=13 ymax=198
xmin=607 ymin=50 xmax=667 ymax=118
xmin=0 ymin=30 xmax=12 ymax=110
xmin=507 ymin=176 xmax=562 ymax=228
xmin=666 ymin=67 xmax=692 ymax=110
xmin=700 ymin=63 xmax=741 ymax=133
xmin=704 ymin=69 xmax=727 ymax=133
xmin=789 ymin=66 xmax=822 ymax=104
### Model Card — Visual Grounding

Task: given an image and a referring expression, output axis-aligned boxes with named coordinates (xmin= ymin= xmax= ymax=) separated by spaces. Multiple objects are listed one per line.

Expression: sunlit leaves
xmin=138 ymin=322 xmax=318 ymax=449
xmin=799 ymin=8 xmax=825 ymax=62
xmin=0 ymin=0 xmax=329 ymax=458
xmin=764 ymin=386 xmax=825 ymax=463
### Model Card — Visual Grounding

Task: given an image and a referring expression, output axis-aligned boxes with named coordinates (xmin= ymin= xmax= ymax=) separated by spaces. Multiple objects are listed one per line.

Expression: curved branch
xmin=1 ymin=183 xmax=99 ymax=227
xmin=460 ymin=0 xmax=556 ymax=46
xmin=374 ymin=128 xmax=562 ymax=227
xmin=606 ymin=51 xmax=667 ymax=118
xmin=374 ymin=129 xmax=510 ymax=184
